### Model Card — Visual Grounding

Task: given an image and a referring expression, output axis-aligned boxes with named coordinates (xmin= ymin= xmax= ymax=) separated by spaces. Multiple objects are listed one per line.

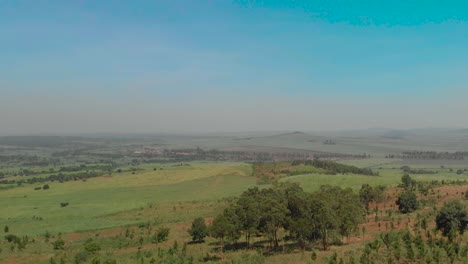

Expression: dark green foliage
xmin=311 ymin=185 xmax=366 ymax=250
xmin=43 ymin=184 xmax=50 ymax=190
xmin=53 ymin=238 xmax=65 ymax=250
xmin=74 ymin=251 xmax=91 ymax=264
xmin=396 ymin=191 xmax=418 ymax=214
xmin=256 ymin=187 xmax=289 ymax=247
xmin=359 ymin=184 xmax=385 ymax=211
xmin=305 ymin=159 xmax=378 ymax=176
xmin=4 ymin=234 xmax=19 ymax=243
xmin=188 ymin=217 xmax=208 ymax=243
xmin=401 ymin=174 xmax=417 ymax=189
xmin=83 ymin=238 xmax=101 ymax=253
xmin=211 ymin=183 xmax=365 ymax=251
xmin=209 ymin=208 xmax=241 ymax=247
xmin=4 ymin=225 xmax=8 ymax=233
xmin=436 ymin=200 xmax=468 ymax=238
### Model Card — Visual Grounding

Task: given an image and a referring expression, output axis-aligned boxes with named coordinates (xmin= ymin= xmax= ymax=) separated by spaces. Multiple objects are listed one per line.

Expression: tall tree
xmin=436 ymin=200 xmax=467 ymax=239
xmin=210 ymin=208 xmax=241 ymax=250
xmin=235 ymin=187 xmax=262 ymax=247
xmin=396 ymin=191 xmax=418 ymax=214
xmin=188 ymin=217 xmax=208 ymax=243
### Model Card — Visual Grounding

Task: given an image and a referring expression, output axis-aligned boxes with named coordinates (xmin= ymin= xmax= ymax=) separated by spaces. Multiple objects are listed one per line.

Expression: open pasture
xmin=0 ymin=162 xmax=255 ymax=236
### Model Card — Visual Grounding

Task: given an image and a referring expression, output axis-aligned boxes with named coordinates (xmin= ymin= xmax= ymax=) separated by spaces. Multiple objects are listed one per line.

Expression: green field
xmin=0 ymin=162 xmax=256 ymax=236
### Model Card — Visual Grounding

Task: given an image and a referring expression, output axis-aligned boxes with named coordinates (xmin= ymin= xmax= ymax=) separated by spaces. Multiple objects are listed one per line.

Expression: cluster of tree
xmin=305 ymin=159 xmax=378 ymax=176
xmin=400 ymin=166 xmax=437 ymax=174
xmin=386 ymin=151 xmax=466 ymax=160
xmin=0 ymin=170 xmax=104 ymax=186
xmin=195 ymin=183 xmax=365 ymax=251
xmin=131 ymin=147 xmax=369 ymax=163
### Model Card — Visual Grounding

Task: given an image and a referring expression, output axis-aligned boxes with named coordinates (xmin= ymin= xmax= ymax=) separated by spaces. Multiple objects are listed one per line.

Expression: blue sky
xmin=1 ymin=1 xmax=468 ymax=133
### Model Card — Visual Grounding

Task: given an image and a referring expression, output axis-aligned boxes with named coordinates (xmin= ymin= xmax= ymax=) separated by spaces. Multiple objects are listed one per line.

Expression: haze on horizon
xmin=2 ymin=1 xmax=468 ymax=135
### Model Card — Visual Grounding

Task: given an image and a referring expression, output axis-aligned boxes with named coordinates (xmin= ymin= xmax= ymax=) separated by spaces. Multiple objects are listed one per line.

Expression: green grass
xmin=0 ymin=162 xmax=255 ymax=236
xmin=282 ymin=167 xmax=468 ymax=193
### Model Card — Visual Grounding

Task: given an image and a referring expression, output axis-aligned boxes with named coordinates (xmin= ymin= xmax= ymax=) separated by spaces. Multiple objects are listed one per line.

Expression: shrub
xmin=53 ymin=238 xmax=65 ymax=250
xmin=84 ymin=238 xmax=101 ymax=253
xmin=152 ymin=227 xmax=170 ymax=243
xmin=4 ymin=234 xmax=19 ymax=243
xmin=74 ymin=251 xmax=91 ymax=264
xmin=43 ymin=184 xmax=50 ymax=190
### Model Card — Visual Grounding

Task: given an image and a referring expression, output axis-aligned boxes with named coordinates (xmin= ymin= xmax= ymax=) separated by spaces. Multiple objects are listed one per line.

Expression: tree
xmin=210 ymin=209 xmax=241 ymax=250
xmin=359 ymin=184 xmax=374 ymax=211
xmin=401 ymin=174 xmax=416 ymax=190
xmin=235 ymin=187 xmax=261 ymax=247
xmin=359 ymin=184 xmax=384 ymax=212
xmin=257 ymin=188 xmax=289 ymax=248
xmin=188 ymin=217 xmax=208 ymax=243
xmin=312 ymin=186 xmax=365 ymax=248
xmin=42 ymin=184 xmax=50 ymax=190
xmin=396 ymin=191 xmax=418 ymax=214
xmin=4 ymin=225 xmax=8 ymax=233
xmin=436 ymin=200 xmax=467 ymax=239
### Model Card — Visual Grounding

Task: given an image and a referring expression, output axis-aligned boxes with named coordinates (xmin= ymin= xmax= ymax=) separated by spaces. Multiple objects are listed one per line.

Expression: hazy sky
xmin=1 ymin=1 xmax=468 ymax=134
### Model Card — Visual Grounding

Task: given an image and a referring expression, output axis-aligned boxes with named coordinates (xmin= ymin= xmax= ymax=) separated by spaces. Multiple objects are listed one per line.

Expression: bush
xmin=60 ymin=202 xmax=69 ymax=208
xmin=74 ymin=251 xmax=91 ymax=264
xmin=53 ymin=238 xmax=65 ymax=250
xmin=84 ymin=238 xmax=101 ymax=253
xmin=43 ymin=184 xmax=50 ymax=190
xmin=4 ymin=234 xmax=19 ymax=243
xmin=152 ymin=227 xmax=170 ymax=243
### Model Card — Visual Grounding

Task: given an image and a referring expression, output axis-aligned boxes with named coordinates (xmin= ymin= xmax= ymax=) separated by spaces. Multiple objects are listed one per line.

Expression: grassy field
xmin=0 ymin=162 xmax=255 ymax=236
xmin=282 ymin=158 xmax=468 ymax=192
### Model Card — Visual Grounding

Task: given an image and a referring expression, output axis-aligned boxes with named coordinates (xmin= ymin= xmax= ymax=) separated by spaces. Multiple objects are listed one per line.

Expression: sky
xmin=1 ymin=1 xmax=468 ymax=134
